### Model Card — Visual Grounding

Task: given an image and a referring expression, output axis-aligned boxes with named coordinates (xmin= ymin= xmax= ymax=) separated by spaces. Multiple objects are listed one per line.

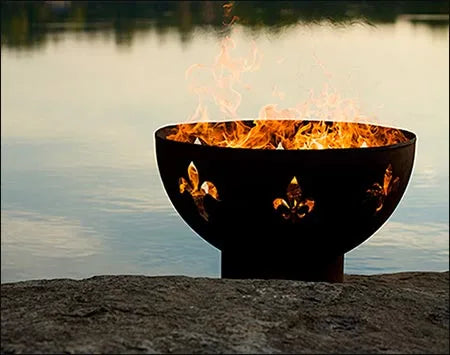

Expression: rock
xmin=1 ymin=272 xmax=448 ymax=354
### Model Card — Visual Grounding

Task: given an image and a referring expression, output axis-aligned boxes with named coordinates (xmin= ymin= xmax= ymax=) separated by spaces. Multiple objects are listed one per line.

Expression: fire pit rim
xmin=154 ymin=119 xmax=416 ymax=153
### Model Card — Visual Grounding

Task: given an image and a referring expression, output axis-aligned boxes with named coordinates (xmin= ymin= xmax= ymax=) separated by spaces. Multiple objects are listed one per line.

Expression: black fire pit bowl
xmin=155 ymin=120 xmax=416 ymax=282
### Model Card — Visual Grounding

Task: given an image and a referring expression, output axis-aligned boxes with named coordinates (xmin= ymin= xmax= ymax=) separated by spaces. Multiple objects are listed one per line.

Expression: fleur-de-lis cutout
xmin=179 ymin=162 xmax=220 ymax=221
xmin=273 ymin=177 xmax=315 ymax=222
xmin=366 ymin=164 xmax=399 ymax=213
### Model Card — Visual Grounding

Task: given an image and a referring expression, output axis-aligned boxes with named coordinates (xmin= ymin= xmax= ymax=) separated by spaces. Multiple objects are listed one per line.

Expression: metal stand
xmin=221 ymin=251 xmax=344 ymax=283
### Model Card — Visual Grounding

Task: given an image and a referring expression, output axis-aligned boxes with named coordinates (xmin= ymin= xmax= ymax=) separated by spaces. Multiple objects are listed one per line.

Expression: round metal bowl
xmin=155 ymin=120 xmax=416 ymax=282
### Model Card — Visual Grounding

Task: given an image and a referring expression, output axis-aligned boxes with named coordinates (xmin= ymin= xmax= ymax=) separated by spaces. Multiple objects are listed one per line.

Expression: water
xmin=1 ymin=1 xmax=448 ymax=282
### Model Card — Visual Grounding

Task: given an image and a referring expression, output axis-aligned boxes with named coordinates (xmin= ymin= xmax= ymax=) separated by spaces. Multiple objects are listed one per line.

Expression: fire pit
xmin=155 ymin=119 xmax=416 ymax=282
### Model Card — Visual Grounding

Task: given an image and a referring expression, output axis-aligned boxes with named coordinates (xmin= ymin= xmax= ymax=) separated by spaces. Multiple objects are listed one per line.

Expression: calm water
xmin=1 ymin=2 xmax=449 ymax=282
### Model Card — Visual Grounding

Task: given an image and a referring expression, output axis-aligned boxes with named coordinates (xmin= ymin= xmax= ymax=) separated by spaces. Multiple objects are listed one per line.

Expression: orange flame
xmin=184 ymin=36 xmax=262 ymax=122
xmin=172 ymin=5 xmax=408 ymax=151
xmin=167 ymin=120 xmax=408 ymax=150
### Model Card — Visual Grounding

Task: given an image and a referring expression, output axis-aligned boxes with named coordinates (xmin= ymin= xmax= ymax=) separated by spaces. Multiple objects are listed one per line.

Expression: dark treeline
xmin=1 ymin=1 xmax=448 ymax=50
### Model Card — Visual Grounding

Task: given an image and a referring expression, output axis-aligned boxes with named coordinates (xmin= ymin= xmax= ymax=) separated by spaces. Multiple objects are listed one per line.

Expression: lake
xmin=1 ymin=1 xmax=448 ymax=282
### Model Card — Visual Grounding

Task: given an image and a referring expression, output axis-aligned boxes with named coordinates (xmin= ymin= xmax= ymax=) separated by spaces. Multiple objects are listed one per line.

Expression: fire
xmin=166 ymin=3 xmax=409 ymax=151
xmin=166 ymin=120 xmax=408 ymax=150
xmin=179 ymin=162 xmax=220 ymax=221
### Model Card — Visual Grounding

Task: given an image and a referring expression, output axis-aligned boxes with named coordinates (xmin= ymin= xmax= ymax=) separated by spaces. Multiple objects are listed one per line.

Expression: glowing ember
xmin=273 ymin=177 xmax=315 ymax=222
xmin=367 ymin=164 xmax=400 ymax=213
xmin=166 ymin=120 xmax=408 ymax=150
xmin=179 ymin=162 xmax=220 ymax=221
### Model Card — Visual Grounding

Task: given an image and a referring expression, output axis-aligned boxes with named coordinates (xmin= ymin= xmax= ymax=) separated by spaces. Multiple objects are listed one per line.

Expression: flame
xmin=223 ymin=2 xmax=239 ymax=26
xmin=169 ymin=35 xmax=407 ymax=150
xmin=272 ymin=85 xmax=286 ymax=101
xmin=273 ymin=176 xmax=315 ymax=222
xmin=367 ymin=164 xmax=400 ymax=213
xmin=167 ymin=120 xmax=408 ymax=150
xmin=179 ymin=162 xmax=220 ymax=221
xmin=168 ymin=4 xmax=408 ymax=151
xmin=184 ymin=36 xmax=262 ymax=122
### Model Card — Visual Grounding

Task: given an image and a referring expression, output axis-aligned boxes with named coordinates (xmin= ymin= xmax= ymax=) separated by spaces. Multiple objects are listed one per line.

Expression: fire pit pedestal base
xmin=221 ymin=251 xmax=344 ymax=283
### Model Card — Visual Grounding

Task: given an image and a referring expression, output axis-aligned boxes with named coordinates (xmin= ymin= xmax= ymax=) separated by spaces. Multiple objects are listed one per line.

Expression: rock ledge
xmin=1 ymin=272 xmax=449 ymax=354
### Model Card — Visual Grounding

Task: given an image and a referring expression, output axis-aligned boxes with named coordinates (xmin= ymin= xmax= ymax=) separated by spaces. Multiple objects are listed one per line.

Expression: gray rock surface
xmin=1 ymin=272 xmax=449 ymax=354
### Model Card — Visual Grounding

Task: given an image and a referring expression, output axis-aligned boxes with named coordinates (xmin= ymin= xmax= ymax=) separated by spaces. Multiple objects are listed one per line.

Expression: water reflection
xmin=2 ymin=210 xmax=104 ymax=258
xmin=1 ymin=1 xmax=448 ymax=282
xmin=1 ymin=1 xmax=448 ymax=50
xmin=1 ymin=209 xmax=109 ymax=281
xmin=347 ymin=221 xmax=449 ymax=274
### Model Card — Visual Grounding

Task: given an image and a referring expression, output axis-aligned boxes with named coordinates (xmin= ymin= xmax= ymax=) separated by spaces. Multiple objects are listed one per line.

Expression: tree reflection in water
xmin=1 ymin=1 xmax=448 ymax=51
